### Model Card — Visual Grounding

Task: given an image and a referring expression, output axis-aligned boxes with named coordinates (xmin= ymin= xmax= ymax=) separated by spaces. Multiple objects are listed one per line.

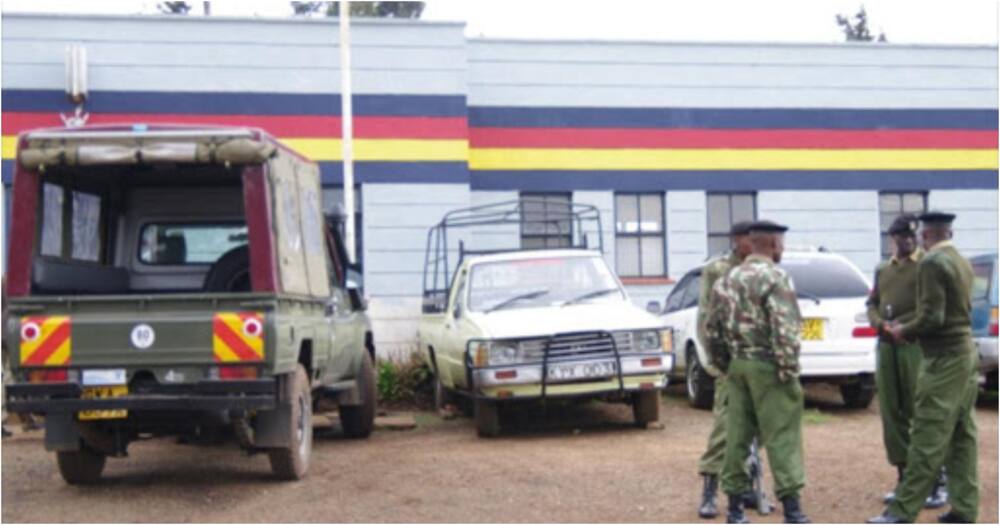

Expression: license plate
xmin=547 ymin=360 xmax=617 ymax=381
xmin=82 ymin=368 xmax=126 ymax=386
xmin=79 ymin=386 xmax=128 ymax=420
xmin=802 ymin=318 xmax=824 ymax=341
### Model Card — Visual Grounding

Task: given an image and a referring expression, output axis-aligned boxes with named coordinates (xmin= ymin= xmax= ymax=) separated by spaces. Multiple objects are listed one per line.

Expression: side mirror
xmin=646 ymin=301 xmax=662 ymax=315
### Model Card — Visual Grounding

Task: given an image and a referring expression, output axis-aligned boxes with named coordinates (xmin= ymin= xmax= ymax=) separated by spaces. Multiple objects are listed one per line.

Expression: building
xmin=2 ymin=13 xmax=997 ymax=357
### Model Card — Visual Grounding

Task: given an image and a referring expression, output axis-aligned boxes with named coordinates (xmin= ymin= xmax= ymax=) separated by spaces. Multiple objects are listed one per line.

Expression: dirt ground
xmin=2 ymin=384 xmax=996 ymax=524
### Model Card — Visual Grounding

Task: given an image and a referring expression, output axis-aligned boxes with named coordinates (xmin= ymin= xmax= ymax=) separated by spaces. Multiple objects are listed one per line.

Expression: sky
xmin=0 ymin=0 xmax=997 ymax=45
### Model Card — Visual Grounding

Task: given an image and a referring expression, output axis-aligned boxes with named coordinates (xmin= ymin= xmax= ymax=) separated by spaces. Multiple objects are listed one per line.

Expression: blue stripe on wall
xmin=468 ymin=107 xmax=1000 ymax=130
xmin=1 ymin=161 xmax=11 ymax=184
xmin=470 ymin=170 xmax=1000 ymax=191
xmin=1 ymin=89 xmax=468 ymax=117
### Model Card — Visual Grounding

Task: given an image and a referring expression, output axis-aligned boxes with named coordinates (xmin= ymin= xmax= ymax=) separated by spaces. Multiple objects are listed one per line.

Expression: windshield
xmin=971 ymin=258 xmax=997 ymax=302
xmin=468 ymin=256 xmax=624 ymax=312
xmin=780 ymin=256 xmax=870 ymax=299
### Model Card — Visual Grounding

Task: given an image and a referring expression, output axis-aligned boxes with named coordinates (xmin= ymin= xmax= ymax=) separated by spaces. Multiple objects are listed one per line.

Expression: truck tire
xmin=474 ymin=399 xmax=501 ymax=437
xmin=686 ymin=348 xmax=715 ymax=410
xmin=840 ymin=374 xmax=876 ymax=409
xmin=202 ymin=245 xmax=251 ymax=292
xmin=268 ymin=365 xmax=312 ymax=480
xmin=56 ymin=446 xmax=106 ymax=485
xmin=633 ymin=390 xmax=660 ymax=427
xmin=340 ymin=352 xmax=377 ymax=439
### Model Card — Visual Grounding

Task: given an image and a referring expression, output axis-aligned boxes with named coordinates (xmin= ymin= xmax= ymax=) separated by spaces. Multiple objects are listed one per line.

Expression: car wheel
xmin=56 ymin=445 xmax=106 ymax=485
xmin=840 ymin=374 xmax=876 ymax=409
xmin=340 ymin=352 xmax=377 ymax=439
xmin=474 ymin=399 xmax=501 ymax=437
xmin=632 ymin=390 xmax=660 ymax=427
xmin=268 ymin=364 xmax=312 ymax=480
xmin=686 ymin=348 xmax=715 ymax=410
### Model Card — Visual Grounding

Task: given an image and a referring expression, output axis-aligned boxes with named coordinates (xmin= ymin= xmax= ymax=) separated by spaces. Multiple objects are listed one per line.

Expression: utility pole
xmin=339 ymin=0 xmax=356 ymax=264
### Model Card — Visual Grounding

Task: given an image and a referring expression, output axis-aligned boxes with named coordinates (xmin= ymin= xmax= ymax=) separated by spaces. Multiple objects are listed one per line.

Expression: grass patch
xmin=802 ymin=408 xmax=833 ymax=425
xmin=376 ymin=353 xmax=433 ymax=408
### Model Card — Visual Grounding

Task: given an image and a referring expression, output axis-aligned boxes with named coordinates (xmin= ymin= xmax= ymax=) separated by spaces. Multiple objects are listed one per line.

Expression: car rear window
xmin=780 ymin=256 xmax=869 ymax=299
xmin=971 ymin=259 xmax=995 ymax=300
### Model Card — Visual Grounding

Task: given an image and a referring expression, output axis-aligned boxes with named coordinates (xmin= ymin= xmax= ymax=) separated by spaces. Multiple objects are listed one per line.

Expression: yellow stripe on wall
xmin=2 ymin=137 xmax=17 ymax=159
xmin=469 ymin=148 xmax=999 ymax=171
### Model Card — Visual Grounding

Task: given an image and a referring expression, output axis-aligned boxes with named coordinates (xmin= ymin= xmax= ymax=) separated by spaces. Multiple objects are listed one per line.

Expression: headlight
xmin=635 ymin=330 xmax=661 ymax=352
xmin=660 ymin=329 xmax=674 ymax=353
xmin=489 ymin=342 xmax=520 ymax=365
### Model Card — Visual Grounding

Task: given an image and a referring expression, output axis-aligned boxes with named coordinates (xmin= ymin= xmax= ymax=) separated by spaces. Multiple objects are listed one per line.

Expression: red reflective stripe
xmin=469 ymin=128 xmax=999 ymax=149
xmin=243 ymin=166 xmax=278 ymax=293
xmin=213 ymin=318 xmax=262 ymax=361
xmin=23 ymin=322 xmax=70 ymax=366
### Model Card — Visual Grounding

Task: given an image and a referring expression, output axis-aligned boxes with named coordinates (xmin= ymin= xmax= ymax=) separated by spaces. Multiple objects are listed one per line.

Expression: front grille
xmin=520 ymin=331 xmax=633 ymax=361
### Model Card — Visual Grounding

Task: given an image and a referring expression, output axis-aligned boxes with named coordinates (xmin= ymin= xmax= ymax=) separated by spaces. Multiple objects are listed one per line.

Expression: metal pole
xmin=339 ymin=0 xmax=356 ymax=264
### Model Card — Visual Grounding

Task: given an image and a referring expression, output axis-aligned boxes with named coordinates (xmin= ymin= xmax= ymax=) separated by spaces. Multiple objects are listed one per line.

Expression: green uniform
xmin=866 ymin=249 xmax=924 ymax=467
xmin=706 ymin=254 xmax=805 ymax=500
xmin=696 ymin=251 xmax=741 ymax=476
xmin=888 ymin=241 xmax=979 ymax=522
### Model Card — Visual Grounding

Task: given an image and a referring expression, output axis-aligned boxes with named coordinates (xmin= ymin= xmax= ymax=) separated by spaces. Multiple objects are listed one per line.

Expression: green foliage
xmin=291 ymin=1 xmax=425 ymax=19
xmin=376 ymin=354 xmax=432 ymax=405
xmin=835 ymin=5 xmax=887 ymax=43
xmin=802 ymin=408 xmax=833 ymax=425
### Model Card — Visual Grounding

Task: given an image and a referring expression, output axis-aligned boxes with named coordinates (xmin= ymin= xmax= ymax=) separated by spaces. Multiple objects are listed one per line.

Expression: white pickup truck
xmin=417 ymin=201 xmax=674 ymax=437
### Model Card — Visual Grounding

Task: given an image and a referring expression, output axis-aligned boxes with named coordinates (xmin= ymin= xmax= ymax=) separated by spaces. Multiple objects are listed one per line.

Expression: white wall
xmin=758 ymin=191 xmax=881 ymax=273
xmin=928 ymin=190 xmax=999 ymax=257
xmin=666 ymin=191 xmax=708 ymax=277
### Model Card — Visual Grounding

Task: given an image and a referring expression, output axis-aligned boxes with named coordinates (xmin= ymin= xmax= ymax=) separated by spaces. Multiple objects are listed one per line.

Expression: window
xmin=39 ymin=182 xmax=104 ymax=262
xmin=664 ymin=272 xmax=699 ymax=313
xmin=780 ymin=255 xmax=870 ymax=298
xmin=139 ymin=223 xmax=247 ymax=265
xmin=707 ymin=193 xmax=756 ymax=256
xmin=879 ymin=192 xmax=927 ymax=259
xmin=615 ymin=193 xmax=665 ymax=277
xmin=520 ymin=193 xmax=571 ymax=249
xmin=322 ymin=187 xmax=362 ymax=268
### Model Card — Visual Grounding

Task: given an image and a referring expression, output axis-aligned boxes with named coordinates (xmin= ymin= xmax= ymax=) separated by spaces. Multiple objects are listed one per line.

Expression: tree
xmin=157 ymin=1 xmax=192 ymax=14
xmin=835 ymin=6 xmax=887 ymax=42
xmin=291 ymin=1 xmax=424 ymax=18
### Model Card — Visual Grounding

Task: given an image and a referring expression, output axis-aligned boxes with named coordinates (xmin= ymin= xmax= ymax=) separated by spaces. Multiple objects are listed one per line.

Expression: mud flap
xmin=254 ymin=373 xmax=292 ymax=448
xmin=44 ymin=413 xmax=80 ymax=452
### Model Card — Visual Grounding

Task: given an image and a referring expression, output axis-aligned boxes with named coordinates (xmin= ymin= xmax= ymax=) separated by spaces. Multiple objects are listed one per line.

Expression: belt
xmin=732 ymin=347 xmax=776 ymax=362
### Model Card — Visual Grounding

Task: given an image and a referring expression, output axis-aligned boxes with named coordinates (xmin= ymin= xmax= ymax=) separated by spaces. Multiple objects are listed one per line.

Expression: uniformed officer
xmin=705 ymin=220 xmax=810 ymax=524
xmin=866 ymin=214 xmax=947 ymax=508
xmin=695 ymin=220 xmax=754 ymax=519
xmin=868 ymin=211 xmax=979 ymax=524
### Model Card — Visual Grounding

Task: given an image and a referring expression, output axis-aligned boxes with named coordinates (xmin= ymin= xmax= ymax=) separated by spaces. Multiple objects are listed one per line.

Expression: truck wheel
xmin=840 ymin=374 xmax=876 ymax=409
xmin=686 ymin=348 xmax=715 ymax=410
xmin=340 ymin=352 xmax=377 ymax=439
xmin=202 ymin=245 xmax=250 ymax=292
xmin=474 ymin=399 xmax=501 ymax=437
xmin=269 ymin=365 xmax=312 ymax=480
xmin=56 ymin=446 xmax=106 ymax=485
xmin=633 ymin=390 xmax=660 ymax=427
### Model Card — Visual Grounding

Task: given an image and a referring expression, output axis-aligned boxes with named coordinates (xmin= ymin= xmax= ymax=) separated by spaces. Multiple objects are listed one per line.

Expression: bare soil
xmin=2 ymin=385 xmax=996 ymax=523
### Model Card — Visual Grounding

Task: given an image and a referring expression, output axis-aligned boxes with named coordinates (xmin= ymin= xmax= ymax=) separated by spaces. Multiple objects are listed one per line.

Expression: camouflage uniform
xmin=707 ymin=253 xmax=806 ymax=501
xmin=696 ymin=250 xmax=742 ymax=476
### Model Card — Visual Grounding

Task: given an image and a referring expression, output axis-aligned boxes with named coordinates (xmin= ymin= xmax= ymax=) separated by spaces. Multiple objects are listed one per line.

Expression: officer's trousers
xmin=721 ymin=358 xmax=805 ymax=500
xmin=888 ymin=347 xmax=979 ymax=522
xmin=876 ymin=341 xmax=922 ymax=466
xmin=698 ymin=374 xmax=728 ymax=475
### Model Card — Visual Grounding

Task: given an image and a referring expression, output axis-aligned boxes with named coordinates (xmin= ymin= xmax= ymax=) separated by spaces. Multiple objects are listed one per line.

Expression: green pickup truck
xmin=3 ymin=125 xmax=376 ymax=483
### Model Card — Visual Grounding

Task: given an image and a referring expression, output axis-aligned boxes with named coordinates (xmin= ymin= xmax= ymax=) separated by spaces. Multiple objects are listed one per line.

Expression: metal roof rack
xmin=421 ymin=198 xmax=603 ymax=312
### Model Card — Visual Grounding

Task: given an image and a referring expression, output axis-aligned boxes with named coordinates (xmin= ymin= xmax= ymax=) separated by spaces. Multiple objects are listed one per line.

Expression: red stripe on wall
xmin=469 ymin=128 xmax=999 ymax=149
xmin=2 ymin=112 xmax=468 ymax=139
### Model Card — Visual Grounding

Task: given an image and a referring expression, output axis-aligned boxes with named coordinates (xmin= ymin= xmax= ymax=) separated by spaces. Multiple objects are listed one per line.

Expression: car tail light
xmin=28 ymin=369 xmax=69 ymax=383
xmin=218 ymin=365 xmax=258 ymax=380
xmin=852 ymin=326 xmax=878 ymax=338
xmin=990 ymin=307 xmax=998 ymax=337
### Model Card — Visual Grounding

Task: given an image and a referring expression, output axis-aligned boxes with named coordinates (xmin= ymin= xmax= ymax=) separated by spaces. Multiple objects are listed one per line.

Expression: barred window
xmin=615 ymin=193 xmax=665 ymax=277
xmin=707 ymin=193 xmax=756 ymax=256
xmin=520 ymin=193 xmax=572 ymax=249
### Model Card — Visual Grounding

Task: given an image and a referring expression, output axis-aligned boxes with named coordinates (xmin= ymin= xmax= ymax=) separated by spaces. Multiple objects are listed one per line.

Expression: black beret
xmin=919 ymin=211 xmax=957 ymax=224
xmin=748 ymin=220 xmax=789 ymax=233
xmin=888 ymin=213 xmax=919 ymax=235
xmin=730 ymin=220 xmax=754 ymax=235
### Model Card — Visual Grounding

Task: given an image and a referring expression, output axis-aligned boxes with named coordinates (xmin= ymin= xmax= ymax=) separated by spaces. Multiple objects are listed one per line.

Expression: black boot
xmin=780 ymin=496 xmax=810 ymax=524
xmin=726 ymin=493 xmax=749 ymax=524
xmin=867 ymin=509 xmax=907 ymax=524
xmin=937 ymin=510 xmax=972 ymax=523
xmin=883 ymin=465 xmax=905 ymax=503
xmin=698 ymin=474 xmax=719 ymax=519
xmin=924 ymin=469 xmax=948 ymax=509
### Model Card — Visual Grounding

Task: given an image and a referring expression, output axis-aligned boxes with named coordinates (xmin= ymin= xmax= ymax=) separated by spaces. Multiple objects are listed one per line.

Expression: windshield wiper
xmin=562 ymin=288 xmax=620 ymax=307
xmin=797 ymin=291 xmax=822 ymax=305
xmin=484 ymin=289 xmax=550 ymax=313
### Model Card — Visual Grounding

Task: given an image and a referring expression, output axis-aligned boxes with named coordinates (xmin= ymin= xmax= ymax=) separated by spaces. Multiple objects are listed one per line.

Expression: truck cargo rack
xmin=422 ymin=198 xmax=603 ymax=314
